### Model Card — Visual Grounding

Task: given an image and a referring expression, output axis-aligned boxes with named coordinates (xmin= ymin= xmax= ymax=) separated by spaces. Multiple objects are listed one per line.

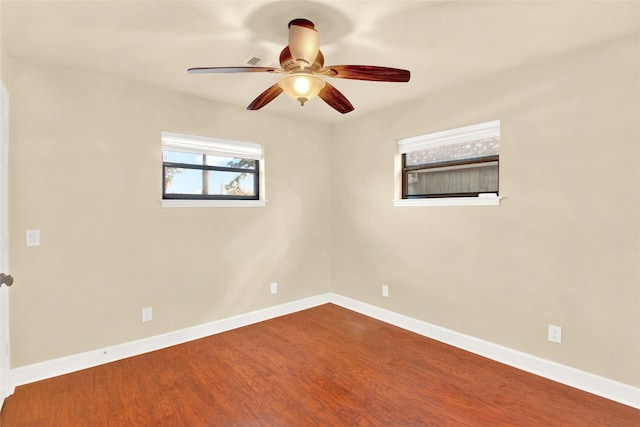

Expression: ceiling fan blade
xmin=247 ymin=84 xmax=284 ymax=110
xmin=318 ymin=82 xmax=354 ymax=114
xmin=188 ymin=66 xmax=277 ymax=74
xmin=324 ymin=65 xmax=410 ymax=82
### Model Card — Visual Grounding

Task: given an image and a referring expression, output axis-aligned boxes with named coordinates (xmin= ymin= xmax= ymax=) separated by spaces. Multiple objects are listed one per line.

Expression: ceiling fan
xmin=188 ymin=19 xmax=411 ymax=114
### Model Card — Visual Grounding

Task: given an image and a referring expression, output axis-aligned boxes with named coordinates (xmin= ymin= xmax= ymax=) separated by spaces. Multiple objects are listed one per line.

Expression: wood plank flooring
xmin=1 ymin=304 xmax=638 ymax=426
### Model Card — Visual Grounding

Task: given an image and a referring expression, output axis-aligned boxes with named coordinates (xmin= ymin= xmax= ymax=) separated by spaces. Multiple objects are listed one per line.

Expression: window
xmin=396 ymin=120 xmax=501 ymax=206
xmin=161 ymin=131 xmax=264 ymax=208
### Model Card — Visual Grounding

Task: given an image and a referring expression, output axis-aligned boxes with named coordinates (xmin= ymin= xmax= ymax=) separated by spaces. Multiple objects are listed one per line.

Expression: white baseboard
xmin=329 ymin=293 xmax=640 ymax=410
xmin=9 ymin=292 xmax=639 ymax=409
xmin=10 ymin=293 xmax=331 ymax=390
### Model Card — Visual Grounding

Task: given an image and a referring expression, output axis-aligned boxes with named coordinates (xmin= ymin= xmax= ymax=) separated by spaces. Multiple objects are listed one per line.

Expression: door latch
xmin=0 ymin=273 xmax=13 ymax=287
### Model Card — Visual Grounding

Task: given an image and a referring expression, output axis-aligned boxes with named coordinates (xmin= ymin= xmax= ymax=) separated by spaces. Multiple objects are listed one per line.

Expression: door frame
xmin=0 ymin=80 xmax=11 ymax=407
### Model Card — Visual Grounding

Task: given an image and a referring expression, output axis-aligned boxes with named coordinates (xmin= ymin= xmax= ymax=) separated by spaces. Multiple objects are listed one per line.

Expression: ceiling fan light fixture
xmin=278 ymin=73 xmax=326 ymax=106
xmin=188 ymin=18 xmax=410 ymax=114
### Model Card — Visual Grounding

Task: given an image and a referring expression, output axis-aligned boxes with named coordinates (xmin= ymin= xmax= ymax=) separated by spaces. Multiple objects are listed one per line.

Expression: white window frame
xmin=161 ymin=131 xmax=266 ymax=208
xmin=393 ymin=120 xmax=502 ymax=207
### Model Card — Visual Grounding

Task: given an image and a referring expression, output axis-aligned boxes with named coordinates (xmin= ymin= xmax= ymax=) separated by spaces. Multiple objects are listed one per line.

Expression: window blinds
xmin=398 ymin=120 xmax=500 ymax=155
xmin=161 ymin=131 xmax=262 ymax=160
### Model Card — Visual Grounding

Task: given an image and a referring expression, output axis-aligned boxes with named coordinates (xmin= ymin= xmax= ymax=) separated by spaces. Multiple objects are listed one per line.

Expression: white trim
xmin=9 ymin=293 xmax=639 ymax=409
xmin=161 ymin=199 xmax=267 ymax=208
xmin=330 ymin=294 xmax=640 ymax=409
xmin=0 ymin=81 xmax=11 ymax=408
xmin=161 ymin=131 xmax=262 ymax=160
xmin=10 ymin=294 xmax=331 ymax=388
xmin=393 ymin=195 xmax=501 ymax=207
xmin=398 ymin=120 xmax=500 ymax=154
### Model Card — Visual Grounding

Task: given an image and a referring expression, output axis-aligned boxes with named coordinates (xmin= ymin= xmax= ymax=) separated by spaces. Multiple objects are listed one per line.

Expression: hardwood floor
xmin=1 ymin=304 xmax=638 ymax=426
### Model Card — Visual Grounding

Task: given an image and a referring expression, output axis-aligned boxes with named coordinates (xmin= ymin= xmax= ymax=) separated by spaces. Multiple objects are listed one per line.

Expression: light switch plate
xmin=142 ymin=307 xmax=152 ymax=322
xmin=26 ymin=230 xmax=40 ymax=247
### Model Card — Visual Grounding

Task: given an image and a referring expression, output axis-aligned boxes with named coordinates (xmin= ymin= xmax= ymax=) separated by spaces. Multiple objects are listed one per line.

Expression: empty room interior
xmin=0 ymin=0 xmax=639 ymax=425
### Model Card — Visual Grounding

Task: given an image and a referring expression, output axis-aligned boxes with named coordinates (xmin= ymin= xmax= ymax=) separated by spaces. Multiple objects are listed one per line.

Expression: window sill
xmin=161 ymin=199 xmax=267 ymax=208
xmin=393 ymin=195 xmax=502 ymax=207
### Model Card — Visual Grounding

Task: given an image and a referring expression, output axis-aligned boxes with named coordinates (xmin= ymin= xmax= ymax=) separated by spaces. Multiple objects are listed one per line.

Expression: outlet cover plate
xmin=548 ymin=324 xmax=562 ymax=344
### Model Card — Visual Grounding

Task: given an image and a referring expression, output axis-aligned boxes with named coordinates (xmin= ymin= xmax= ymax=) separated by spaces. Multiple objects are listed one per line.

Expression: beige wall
xmin=0 ymin=1 xmax=4 ymax=81
xmin=331 ymin=34 xmax=640 ymax=387
xmin=6 ymin=30 xmax=640 ymax=388
xmin=8 ymin=57 xmax=332 ymax=366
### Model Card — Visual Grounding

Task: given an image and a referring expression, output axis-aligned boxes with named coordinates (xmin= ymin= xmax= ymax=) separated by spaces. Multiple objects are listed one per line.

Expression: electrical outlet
xmin=548 ymin=324 xmax=562 ymax=344
xmin=142 ymin=307 xmax=152 ymax=322
xmin=382 ymin=285 xmax=389 ymax=297
xmin=270 ymin=282 xmax=278 ymax=295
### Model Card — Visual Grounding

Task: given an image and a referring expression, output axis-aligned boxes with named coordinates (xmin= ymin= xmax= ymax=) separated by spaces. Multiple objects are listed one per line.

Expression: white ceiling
xmin=3 ymin=1 xmax=639 ymax=124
